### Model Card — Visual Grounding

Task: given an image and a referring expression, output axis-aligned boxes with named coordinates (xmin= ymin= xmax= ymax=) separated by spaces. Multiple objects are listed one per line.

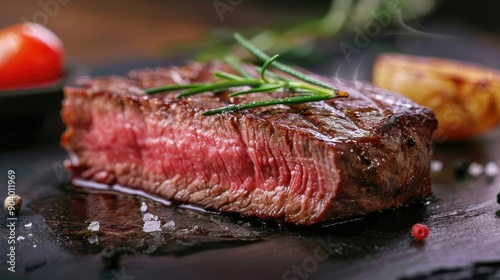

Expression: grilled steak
xmin=61 ymin=61 xmax=437 ymax=225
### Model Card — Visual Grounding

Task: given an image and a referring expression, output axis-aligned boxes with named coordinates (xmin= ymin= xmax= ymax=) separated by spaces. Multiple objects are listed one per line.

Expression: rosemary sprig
xmin=145 ymin=33 xmax=348 ymax=115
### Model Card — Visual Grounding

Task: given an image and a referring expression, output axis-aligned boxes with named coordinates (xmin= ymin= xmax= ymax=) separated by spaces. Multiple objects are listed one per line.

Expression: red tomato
xmin=0 ymin=22 xmax=64 ymax=90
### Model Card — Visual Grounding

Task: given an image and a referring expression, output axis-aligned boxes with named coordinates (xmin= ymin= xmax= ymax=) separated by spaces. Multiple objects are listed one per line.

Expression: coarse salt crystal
xmin=140 ymin=202 xmax=148 ymax=212
xmin=143 ymin=213 xmax=156 ymax=221
xmin=88 ymin=234 xmax=99 ymax=244
xmin=87 ymin=221 xmax=100 ymax=232
xmin=162 ymin=220 xmax=176 ymax=231
xmin=143 ymin=220 xmax=161 ymax=233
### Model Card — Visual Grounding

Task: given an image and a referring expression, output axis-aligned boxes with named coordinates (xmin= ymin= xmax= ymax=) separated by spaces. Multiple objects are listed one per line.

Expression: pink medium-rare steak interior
xmin=61 ymin=61 xmax=437 ymax=225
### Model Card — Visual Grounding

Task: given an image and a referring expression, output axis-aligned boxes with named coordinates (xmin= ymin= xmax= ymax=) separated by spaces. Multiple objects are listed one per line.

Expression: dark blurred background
xmin=1 ymin=0 xmax=499 ymax=68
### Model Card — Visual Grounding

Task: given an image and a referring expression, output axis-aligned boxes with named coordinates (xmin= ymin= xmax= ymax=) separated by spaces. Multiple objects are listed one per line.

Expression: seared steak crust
xmin=61 ymin=62 xmax=437 ymax=225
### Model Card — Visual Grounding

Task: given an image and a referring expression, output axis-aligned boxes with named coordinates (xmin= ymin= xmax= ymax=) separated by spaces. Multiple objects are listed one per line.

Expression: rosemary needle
xmin=145 ymin=33 xmax=348 ymax=115
xmin=233 ymin=33 xmax=334 ymax=91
